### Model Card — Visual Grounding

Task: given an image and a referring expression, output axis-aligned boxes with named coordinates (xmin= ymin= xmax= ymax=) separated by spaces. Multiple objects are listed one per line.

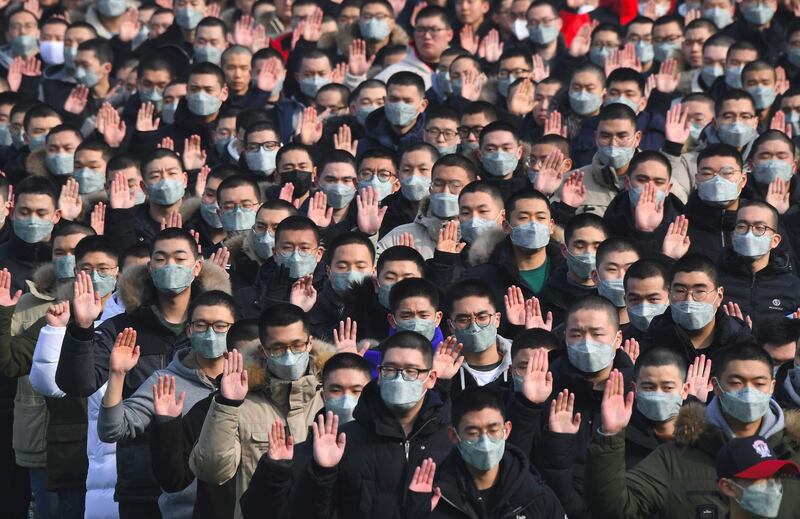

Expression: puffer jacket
xmin=584 ymin=400 xmax=800 ymax=519
xmin=684 ymin=192 xmax=742 ymax=263
xmin=356 ymin=106 xmax=427 ymax=158
xmin=290 ymin=380 xmax=454 ymax=519
xmin=572 ymin=152 xmax=632 ymax=216
xmin=717 ymin=247 xmax=800 ymax=327
xmin=56 ymin=262 xmax=231 ymax=504
xmin=188 ymin=339 xmax=334 ymax=519
xmin=376 ymin=197 xmax=446 ymax=260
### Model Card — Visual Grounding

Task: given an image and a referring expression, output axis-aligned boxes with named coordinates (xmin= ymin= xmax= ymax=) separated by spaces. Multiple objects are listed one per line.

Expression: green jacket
xmin=584 ymin=401 xmax=800 ymax=519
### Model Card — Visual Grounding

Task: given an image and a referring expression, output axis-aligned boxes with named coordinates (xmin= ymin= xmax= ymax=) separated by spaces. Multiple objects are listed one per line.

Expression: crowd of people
xmin=3 ymin=0 xmax=800 ymax=517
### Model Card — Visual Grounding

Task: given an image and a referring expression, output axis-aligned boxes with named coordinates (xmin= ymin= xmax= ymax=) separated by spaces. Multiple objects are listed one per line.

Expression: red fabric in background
xmin=560 ymin=0 xmax=677 ymax=45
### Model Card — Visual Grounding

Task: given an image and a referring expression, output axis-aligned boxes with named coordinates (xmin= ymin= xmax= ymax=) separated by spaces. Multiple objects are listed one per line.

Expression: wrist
xmin=598 ymin=425 xmax=623 ymax=436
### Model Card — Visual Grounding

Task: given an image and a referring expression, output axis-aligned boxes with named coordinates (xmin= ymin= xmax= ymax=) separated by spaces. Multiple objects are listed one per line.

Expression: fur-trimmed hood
xmin=116 ymin=260 xmax=232 ymax=313
xmin=673 ymin=400 xmax=800 ymax=447
xmin=224 ymin=231 xmax=261 ymax=264
xmin=467 ymin=227 xmax=507 ymax=266
xmin=320 ymin=24 xmax=410 ymax=60
xmin=25 ymin=148 xmax=49 ymax=178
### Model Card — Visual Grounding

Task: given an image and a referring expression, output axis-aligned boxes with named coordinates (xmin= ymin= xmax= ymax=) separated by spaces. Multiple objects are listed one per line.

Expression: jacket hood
xmin=167 ymin=349 xmax=217 ymax=389
xmin=412 ymin=197 xmax=446 ymax=241
xmin=246 ymin=337 xmax=336 ymax=390
xmin=116 ymin=261 xmax=232 ymax=312
xmin=466 ymin=228 xmax=507 ymax=266
xmin=26 ymin=262 xmax=59 ymax=299
xmin=674 ymin=400 xmax=800 ymax=446
xmin=25 ymin=149 xmax=49 ymax=178
xmin=328 ymin=23 xmax=410 ymax=59
xmin=226 ymin=230 xmax=260 ymax=264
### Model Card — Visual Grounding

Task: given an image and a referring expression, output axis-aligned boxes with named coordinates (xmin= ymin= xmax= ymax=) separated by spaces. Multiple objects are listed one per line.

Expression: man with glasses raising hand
xmin=643 ymin=254 xmax=752 ymax=367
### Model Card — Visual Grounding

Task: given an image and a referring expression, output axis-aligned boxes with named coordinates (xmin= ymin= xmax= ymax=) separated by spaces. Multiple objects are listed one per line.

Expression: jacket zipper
xmin=403 ymin=416 xmax=437 ymax=461
xmin=750 ymin=271 xmax=757 ymax=312
xmin=720 ymin=211 xmax=727 ymax=248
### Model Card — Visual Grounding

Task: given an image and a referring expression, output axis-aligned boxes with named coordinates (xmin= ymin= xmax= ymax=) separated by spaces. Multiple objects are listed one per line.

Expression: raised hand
xmin=109 ymin=327 xmax=140 ymax=374
xmin=298 ymin=106 xmax=323 ymax=145
xmin=160 ymin=211 xmax=182 ymax=230
xmin=524 ymin=297 xmax=553 ymax=331
xmin=459 ymin=68 xmax=485 ymax=102
xmin=410 ymin=1 xmax=428 ymax=26
xmin=549 ymin=389 xmax=581 ymax=434
xmin=722 ymin=301 xmax=752 ymax=329
xmin=397 ymin=232 xmax=416 ymax=249
xmin=0 ymin=269 xmax=21 ymax=307
xmin=194 ymin=165 xmax=210 ymax=198
xmin=432 ymin=336 xmax=465 ymax=380
xmin=520 ymin=347 xmax=553 ymax=404
xmin=256 ymin=57 xmax=281 ymax=93
xmin=348 ymin=39 xmax=375 ymax=77
xmin=23 ymin=0 xmax=42 ymax=19
xmin=210 ymin=246 xmax=230 ymax=273
xmin=109 ymin=171 xmax=136 ymax=209
xmin=604 ymin=48 xmax=623 ymax=77
xmin=622 ymin=339 xmax=639 ymax=365
xmin=234 ymin=14 xmax=255 ymax=48
xmin=72 ymin=271 xmax=102 ymax=328
xmin=312 ymin=411 xmax=346 ymax=468
xmin=356 ymin=186 xmax=388 ymax=235
xmin=766 ymin=178 xmax=791 ymax=215
xmin=504 ymin=285 xmax=527 ymax=326
xmin=46 ymin=301 xmax=71 ymax=327
xmin=459 ymin=25 xmax=479 ymax=54
xmin=334 ymin=318 xmax=367 ymax=355
xmin=118 ymin=8 xmax=141 ymax=43
xmin=205 ymin=2 xmax=221 ymax=18
xmin=686 ymin=354 xmax=712 ymax=403
xmin=183 ymin=135 xmax=207 ymax=170
xmin=59 ymin=178 xmax=82 ymax=221
xmin=97 ymin=102 xmax=126 ymax=148
xmin=543 ymin=110 xmax=566 ymax=137
xmin=301 ymin=7 xmax=324 ymax=42
xmin=7 ymin=57 xmax=22 ymax=92
xmin=278 ymin=182 xmax=302 ymax=209
xmin=251 ymin=24 xmax=270 ymax=52
xmin=770 ymin=110 xmax=792 ymax=137
xmin=220 ymin=349 xmax=249 ymax=401
xmin=158 ymin=136 xmax=174 ymax=150
xmin=21 ymin=55 xmax=42 ymax=78
xmin=152 ymin=375 xmax=186 ymax=417
xmin=507 ymin=78 xmax=535 ymax=116
xmin=665 ymin=103 xmax=690 ymax=144
xmin=408 ymin=458 xmax=442 ymax=511
xmin=533 ymin=149 xmax=565 ymax=195
xmin=661 ymin=215 xmax=691 ymax=260
xmin=655 ymin=58 xmax=679 ymax=94
xmin=289 ymin=274 xmax=317 ymax=312
xmin=568 ymin=22 xmax=593 ymax=57
xmin=618 ymin=43 xmax=642 ymax=72
xmin=633 ymin=182 xmax=665 ymax=232
xmin=64 ymin=85 xmax=89 ymax=115
xmin=600 ymin=369 xmax=634 ymax=435
xmin=331 ymin=63 xmax=347 ymax=86
xmin=90 ymin=202 xmax=106 ymax=235
xmin=333 ymin=124 xmax=358 ymax=155
xmin=477 ymin=29 xmax=504 ymax=63
xmin=306 ymin=191 xmax=333 ymax=228
xmin=436 ymin=220 xmax=466 ymax=254
xmin=267 ymin=420 xmax=294 ymax=461
xmin=561 ymin=171 xmax=587 ymax=208
xmin=531 ymin=54 xmax=550 ymax=83
xmin=776 ymin=66 xmax=790 ymax=95
xmin=136 ymin=102 xmax=160 ymax=132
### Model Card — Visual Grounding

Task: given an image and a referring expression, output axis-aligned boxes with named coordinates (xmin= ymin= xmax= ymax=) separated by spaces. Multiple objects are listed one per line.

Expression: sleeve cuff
xmin=68 ymin=321 xmax=96 ymax=340
xmin=662 ymin=140 xmax=683 ymax=157
xmin=215 ymin=393 xmax=245 ymax=407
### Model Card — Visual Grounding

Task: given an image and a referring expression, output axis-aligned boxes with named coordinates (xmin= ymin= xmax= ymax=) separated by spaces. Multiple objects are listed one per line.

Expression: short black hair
xmin=607 ymin=67 xmax=645 ymax=96
xmin=432 ymin=154 xmax=479 ymax=182
xmin=534 ymin=134 xmax=571 ymax=159
xmin=564 ymin=212 xmax=608 ymax=246
xmin=629 ymin=150 xmax=672 ymax=178
xmin=244 ymin=121 xmax=279 ymax=143
xmin=634 ymin=347 xmax=687 ymax=381
xmin=258 ymin=199 xmax=298 ymax=217
xmin=739 ymin=199 xmax=779 ymax=230
xmin=714 ymin=337 xmax=772 ymax=379
xmin=414 ymin=4 xmax=452 ymax=29
xmin=458 ymin=180 xmax=504 ymax=209
xmin=596 ymin=237 xmax=639 ymax=269
xmin=326 ymin=231 xmax=375 ymax=265
xmin=749 ymin=130 xmax=794 ymax=161
xmin=137 ymin=55 xmax=174 ymax=79
xmin=74 ymin=235 xmax=118 ymax=264
xmin=359 ymin=146 xmax=398 ymax=171
xmin=189 ymin=61 xmax=226 ymax=89
xmin=227 ymin=318 xmax=260 ymax=349
xmin=142 ymin=147 xmax=182 ymax=172
xmin=670 ymin=253 xmax=718 ymax=287
xmin=478 ymin=121 xmax=519 ymax=147
xmin=322 ymin=352 xmax=372 ymax=384
xmin=77 ymin=38 xmax=113 ymax=65
xmin=107 ymin=153 xmax=140 ymax=174
xmin=236 ymin=107 xmax=272 ymax=133
xmin=451 ymin=386 xmax=505 ymax=429
xmin=387 ymin=71 xmax=426 ymax=98
xmin=275 ymin=215 xmax=320 ymax=245
xmin=258 ymin=303 xmax=309 ymax=345
xmin=697 ymin=142 xmax=743 ymax=170
xmin=623 ymin=259 xmax=670 ymax=291
xmin=188 ymin=290 xmax=236 ymax=321
xmin=380 ymin=331 xmax=433 ymax=368
xmin=377 ymin=245 xmax=425 ymax=278
xmin=757 ymin=317 xmax=800 ymax=348
xmin=120 ymin=243 xmax=150 ymax=269
xmin=46 ymin=124 xmax=82 ymax=144
xmin=319 ymin=149 xmax=357 ymax=175
xmin=54 ymin=221 xmax=95 ymax=241
xmin=462 ymin=101 xmax=499 ymax=122
xmin=565 ymin=295 xmax=620 ymax=331
xmin=23 ymin=103 xmax=61 ymax=133
xmin=446 ymin=278 xmax=495 ymax=314
xmin=511 ymin=328 xmax=561 ymax=358
xmin=714 ymin=89 xmax=755 ymax=118
xmin=505 ymin=188 xmax=550 ymax=220
xmin=216 ymin=174 xmax=263 ymax=204
xmin=389 ymin=277 xmax=439 ymax=313
xmin=598 ymin=102 xmax=638 ymax=127
xmin=150 ymin=227 xmax=200 ymax=259
xmin=15 ymin=176 xmax=58 ymax=206
xmin=276 ymin=142 xmax=314 ymax=167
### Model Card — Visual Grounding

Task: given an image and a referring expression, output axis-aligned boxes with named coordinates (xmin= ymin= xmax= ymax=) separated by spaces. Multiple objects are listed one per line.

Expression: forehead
xmin=360 ymin=156 xmax=394 ymax=168
xmin=720 ymin=359 xmax=772 ymax=378
xmin=67 ymin=27 xmax=95 ymax=39
xmin=671 ymin=270 xmax=714 ymax=286
xmin=756 ymin=138 xmax=792 ymax=153
xmin=593 ymin=29 xmax=619 ymax=41
xmin=401 ymin=149 xmax=434 ymax=165
xmin=628 ymin=275 xmax=667 ymax=291
xmin=512 ymin=197 xmax=550 ymax=215
xmin=451 ymin=58 xmax=480 ymax=72
xmin=317 ymin=90 xmax=344 ymax=102
xmin=280 ymin=149 xmax=312 ymax=163
xmin=462 ymin=113 xmax=492 ymax=126
xmin=383 ymin=347 xmax=426 ymax=366
xmin=653 ymin=21 xmax=682 ymax=35
xmin=78 ymin=251 xmax=117 ymax=265
xmin=325 ymin=367 xmax=370 ymax=387
xmin=223 ymin=52 xmax=251 ymax=65
xmin=397 ymin=295 xmax=436 ymax=310
xmin=737 ymin=205 xmax=772 ymax=222
xmin=332 ymin=242 xmax=372 ymax=260
xmin=191 ymin=303 xmax=235 ymax=320
xmin=608 ymin=80 xmax=641 ymax=93
xmin=388 ymin=84 xmax=422 ymax=99
xmin=189 ymin=73 xmax=222 ymax=89
xmin=357 ymin=87 xmax=386 ymax=99
xmin=434 ymin=165 xmax=471 ymax=181
xmin=600 ymin=250 xmax=640 ymax=266
xmin=460 ymin=191 xmax=498 ymax=207
xmin=380 ymin=259 xmax=422 ymax=275
xmin=10 ymin=11 xmax=36 ymax=24
xmin=458 ymin=407 xmax=505 ymax=428
xmin=426 ymin=117 xmax=458 ymax=129
xmin=569 ymin=225 xmax=606 ymax=242
xmin=300 ymin=56 xmax=330 ymax=69
xmin=627 ymin=22 xmax=652 ymax=34
xmin=322 ymin=162 xmax=356 ymax=177
xmin=571 ymin=71 xmax=602 ymax=86
xmin=698 ymin=155 xmax=739 ymax=169
xmin=452 ymin=294 xmax=494 ymax=310
xmin=483 ymin=130 xmax=517 ymax=143
xmin=152 ymin=237 xmax=195 ymax=254
xmin=631 ymin=159 xmax=669 ymax=178
xmin=278 ymin=228 xmax=317 ymax=243
xmin=536 ymin=83 xmax=560 ymax=96
xmin=247 ymin=128 xmax=278 ymax=141
xmin=637 ymin=364 xmax=683 ymax=381
xmin=219 ymin=184 xmax=259 ymax=201
xmin=146 ymin=156 xmax=182 ymax=172
xmin=17 ymin=193 xmax=55 ymax=209
xmin=685 ymin=100 xmax=713 ymax=114
xmin=598 ymin=118 xmax=636 ymax=132
xmin=567 ymin=308 xmax=614 ymax=327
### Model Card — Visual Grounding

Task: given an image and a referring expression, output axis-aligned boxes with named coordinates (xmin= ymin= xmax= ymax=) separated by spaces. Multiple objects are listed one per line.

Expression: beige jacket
xmin=189 ymin=340 xmax=335 ymax=519
xmin=376 ymin=198 xmax=446 ymax=260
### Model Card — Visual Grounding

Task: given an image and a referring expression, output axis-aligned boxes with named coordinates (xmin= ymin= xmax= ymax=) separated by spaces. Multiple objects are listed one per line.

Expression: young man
xmin=55 ymin=227 xmax=231 ymax=518
xmin=406 ymin=387 xmax=566 ymax=518
xmin=742 ymin=61 xmax=779 ymax=124
xmin=97 ymin=291 xmax=236 ymax=518
xmin=357 ymin=71 xmax=428 ymax=157
xmin=62 ymin=39 xmax=114 ymax=124
xmin=476 ymin=122 xmax=529 ymax=201
xmin=349 ymin=79 xmax=387 ymax=127
xmin=186 ymin=164 xmax=238 ymax=253
xmin=423 ymin=106 xmax=461 ymax=156
xmin=73 ymin=139 xmax=112 ymax=198
xmin=586 ymin=343 xmax=800 ymax=518
xmin=271 ymin=143 xmax=317 ymax=209
xmin=356 ymin=147 xmax=400 ymax=205
xmin=566 ymin=63 xmax=606 ymax=168
xmin=456 ymin=180 xmax=505 ymax=251
xmin=592 ymin=237 xmax=640 ymax=330
xmin=718 ymin=201 xmax=800 ymax=326
xmin=38 ymin=124 xmax=82 ymax=182
xmin=214 ymin=175 xmax=263 ymax=292
xmin=312 ymin=150 xmax=360 ymax=245
xmin=623 ymin=259 xmax=671 ymax=338
xmin=378 ymin=143 xmax=438 ymax=238
xmin=643 ymin=253 xmax=752 ymax=366
xmin=605 ymin=67 xmax=666 ymax=153
xmin=388 ymin=277 xmax=445 ymax=347
xmin=241 ymin=121 xmax=280 ymax=179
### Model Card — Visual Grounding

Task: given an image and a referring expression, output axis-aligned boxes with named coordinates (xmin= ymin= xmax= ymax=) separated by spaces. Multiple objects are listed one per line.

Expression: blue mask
xmin=432 ymin=70 xmax=453 ymax=97
xmin=701 ymin=65 xmax=723 ymax=87
xmin=731 ymin=478 xmax=783 ymax=518
xmin=73 ymin=168 xmax=107 ymax=194
xmin=161 ymin=102 xmax=178 ymax=124
xmin=629 ymin=186 xmax=666 ymax=207
xmin=589 ymin=47 xmax=611 ymax=67
xmin=512 ymin=375 xmax=524 ymax=392
xmin=220 ymin=207 xmax=256 ymax=232
xmin=214 ymin=135 xmax=232 ymax=156
xmin=321 ymin=183 xmax=356 ymax=209
xmin=569 ymin=90 xmax=603 ymax=116
xmin=717 ymin=383 xmax=772 ymax=422
xmin=267 ymin=349 xmax=310 ymax=380
xmin=355 ymin=106 xmax=376 ymax=126
xmin=697 ymin=175 xmax=740 ymax=204
xmin=380 ymin=375 xmax=426 ymax=410
xmin=460 ymin=217 xmax=498 ymax=244
xmin=46 ymin=153 xmax=74 ymax=176
xmin=134 ymin=189 xmax=146 ymax=205
xmin=742 ymin=2 xmax=775 ymax=25
xmin=90 ymin=271 xmax=117 ymax=298
xmin=394 ymin=317 xmax=437 ymax=341
xmin=628 ymin=302 xmax=667 ymax=332
xmin=566 ymin=338 xmax=616 ymax=372
xmin=384 ymin=102 xmax=418 ymax=127
xmin=703 ymin=7 xmax=733 ymax=28
xmin=151 ymin=264 xmax=195 ymax=294
xmin=53 ymin=255 xmax=76 ymax=280
xmin=63 ymin=46 xmax=78 ymax=70
xmin=566 ymin=250 xmax=596 ymax=279
xmin=458 ymin=433 xmax=506 ymax=470
xmin=359 ymin=18 xmax=391 ymax=40
xmin=276 ymin=250 xmax=317 ymax=278
xmin=732 ymin=231 xmax=773 ymax=259
xmin=191 ymin=329 xmax=228 ymax=359
xmin=605 ymin=95 xmax=640 ymax=113
xmin=325 ymin=394 xmax=359 ymax=423
xmin=75 ymin=66 xmax=100 ymax=88
xmin=200 ymin=201 xmax=223 ymax=229
xmin=671 ymin=298 xmax=717 ymax=330
xmin=97 ymin=0 xmax=127 ymax=17
xmin=175 ymin=7 xmax=204 ymax=29
xmin=330 ymin=270 xmax=370 ymax=297
xmin=598 ymin=278 xmax=626 ymax=307
xmin=482 ymin=150 xmax=519 ymax=177
xmin=753 ymin=160 xmax=794 ymax=184
xmin=636 ymin=390 xmax=682 ymax=421
xmin=139 ymin=88 xmax=164 ymax=112
xmin=435 ymin=143 xmax=458 ymax=156
xmin=252 ymin=230 xmax=275 ymax=261
xmin=597 ymin=146 xmax=635 ymax=169
xmin=454 ymin=321 xmax=497 ymax=353
xmin=497 ymin=74 xmax=514 ymax=98
xmin=12 ymin=35 xmax=38 ymax=57
xmin=400 ymin=175 xmax=431 ymax=202
xmin=450 ymin=79 xmax=464 ymax=98
xmin=14 ymin=216 xmax=54 ymax=244
xmin=428 ymin=192 xmax=459 ymax=218
xmin=245 ymin=148 xmax=277 ymax=174
xmin=510 ymin=220 xmax=550 ymax=250
xmin=529 ymin=24 xmax=559 ymax=45
xmin=653 ymin=41 xmax=681 ymax=62
xmin=11 ymin=130 xmax=25 ymax=150
xmin=28 ymin=134 xmax=46 ymax=152
xmin=357 ymin=176 xmax=394 ymax=201
xmin=0 ymin=124 xmax=11 ymax=147
xmin=187 ymin=91 xmax=222 ymax=117
xmin=634 ymin=41 xmax=654 ymax=63
xmin=725 ymin=65 xmax=744 ymax=89
xmin=148 ymin=179 xmax=185 ymax=205
xmin=689 ymin=122 xmax=705 ymax=142
xmin=298 ymin=75 xmax=331 ymax=98
xmin=746 ymin=85 xmax=776 ymax=110
xmin=378 ymin=282 xmax=393 ymax=309
xmin=193 ymin=45 xmax=222 ymax=66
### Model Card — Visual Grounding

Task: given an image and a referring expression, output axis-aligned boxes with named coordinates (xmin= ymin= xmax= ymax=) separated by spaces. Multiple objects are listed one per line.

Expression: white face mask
xmin=39 ymin=40 xmax=65 ymax=66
